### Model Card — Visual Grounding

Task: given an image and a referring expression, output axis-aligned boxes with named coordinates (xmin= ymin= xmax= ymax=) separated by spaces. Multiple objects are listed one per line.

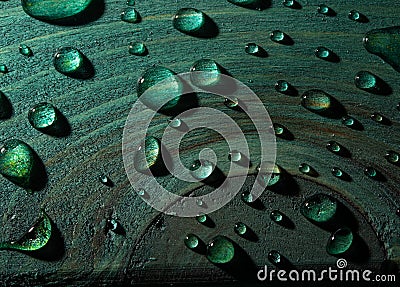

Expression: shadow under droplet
xmin=334 ymin=169 xmax=352 ymax=182
xmin=71 ymin=54 xmax=95 ymax=79
xmin=245 ymin=198 xmax=266 ymax=211
xmin=339 ymin=234 xmax=370 ymax=263
xmin=28 ymin=151 xmax=48 ymax=192
xmin=275 ymin=125 xmax=295 ymax=141
xmin=202 ymin=165 xmax=226 ymax=189
xmin=279 ymin=83 xmax=299 ymax=96
xmin=253 ymin=46 xmax=268 ymax=58
xmin=279 ymin=33 xmax=295 ymax=46
xmin=343 ymin=117 xmax=364 ymax=131
xmin=191 ymin=238 xmax=207 ymax=255
xmin=40 ymin=108 xmax=71 ymax=137
xmin=267 ymin=168 xmax=300 ymax=196
xmin=288 ymin=0 xmax=302 ymax=9
xmin=45 ymin=0 xmax=105 ymax=26
xmin=325 ymin=51 xmax=340 ymax=63
xmin=185 ymin=13 xmax=219 ymax=39
xmin=228 ymin=0 xmax=272 ymax=11
xmin=239 ymin=226 xmax=259 ymax=242
xmin=24 ymin=219 xmax=65 ymax=261
xmin=273 ymin=212 xmax=295 ymax=230
xmin=198 ymin=215 xmax=216 ymax=228
xmin=213 ymin=239 xmax=259 ymax=282
xmin=0 ymin=92 xmax=13 ymax=119
xmin=321 ymin=96 xmax=347 ymax=119
xmin=368 ymin=169 xmax=387 ymax=182
xmin=150 ymin=142 xmax=173 ymax=177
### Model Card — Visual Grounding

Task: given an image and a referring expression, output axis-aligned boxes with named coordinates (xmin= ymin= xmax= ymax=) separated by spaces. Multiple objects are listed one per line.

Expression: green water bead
xmin=0 ymin=64 xmax=8 ymax=74
xmin=273 ymin=123 xmax=284 ymax=135
xmin=275 ymin=80 xmax=289 ymax=93
xmin=371 ymin=112 xmax=384 ymax=123
xmin=169 ymin=118 xmax=182 ymax=128
xmin=385 ymin=151 xmax=399 ymax=164
xmin=283 ymin=0 xmax=295 ymax=8
xmin=342 ymin=116 xmax=355 ymax=127
xmin=28 ymin=102 xmax=57 ymax=130
xmin=99 ymin=174 xmax=111 ymax=186
xmin=0 ymin=139 xmax=35 ymax=188
xmin=317 ymin=4 xmax=330 ymax=15
xmin=364 ymin=167 xmax=377 ymax=178
xmin=300 ymin=193 xmax=337 ymax=223
xmin=136 ymin=188 xmax=145 ymax=196
xmin=53 ymin=47 xmax=84 ymax=76
xmin=363 ymin=26 xmax=400 ymax=72
xmin=173 ymin=8 xmax=205 ymax=35
xmin=331 ymin=167 xmax=343 ymax=178
xmin=19 ymin=44 xmax=33 ymax=57
xmin=184 ymin=234 xmax=199 ymax=249
xmin=134 ymin=136 xmax=161 ymax=173
xmin=270 ymin=210 xmax=283 ymax=223
xmin=21 ymin=0 xmax=94 ymax=21
xmin=354 ymin=71 xmax=377 ymax=90
xmin=326 ymin=228 xmax=353 ymax=255
xmin=268 ymin=250 xmax=282 ymax=264
xmin=315 ymin=46 xmax=331 ymax=59
xmin=299 ymin=163 xmax=311 ymax=174
xmin=326 ymin=141 xmax=341 ymax=153
xmin=206 ymin=236 xmax=235 ymax=264
xmin=234 ymin=222 xmax=247 ymax=235
xmin=190 ymin=59 xmax=222 ymax=87
xmin=228 ymin=150 xmax=242 ymax=162
xmin=128 ymin=42 xmax=147 ymax=56
xmin=257 ymin=163 xmax=281 ymax=187
xmin=196 ymin=214 xmax=207 ymax=223
xmin=189 ymin=159 xmax=214 ymax=180
xmin=126 ymin=0 xmax=135 ymax=6
xmin=270 ymin=30 xmax=285 ymax=43
xmin=397 ymin=103 xmax=400 ymax=111
xmin=224 ymin=97 xmax=239 ymax=109
xmin=245 ymin=43 xmax=260 ymax=55
xmin=241 ymin=191 xmax=253 ymax=203
xmin=348 ymin=10 xmax=361 ymax=21
xmin=0 ymin=210 xmax=51 ymax=251
xmin=121 ymin=7 xmax=140 ymax=23
xmin=301 ymin=90 xmax=331 ymax=113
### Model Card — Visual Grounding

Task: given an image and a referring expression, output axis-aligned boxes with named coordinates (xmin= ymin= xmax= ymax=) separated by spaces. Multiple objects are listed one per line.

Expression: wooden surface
xmin=0 ymin=0 xmax=399 ymax=285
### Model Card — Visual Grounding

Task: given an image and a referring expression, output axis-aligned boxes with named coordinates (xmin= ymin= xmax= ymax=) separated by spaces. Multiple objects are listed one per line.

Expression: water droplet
xmin=0 ymin=139 xmax=36 ymax=188
xmin=184 ymin=234 xmax=199 ymax=249
xmin=168 ymin=118 xmax=182 ymax=128
xmin=126 ymin=0 xmax=135 ymax=6
xmin=370 ymin=112 xmax=386 ymax=123
xmin=136 ymin=188 xmax=145 ymax=196
xmin=173 ymin=8 xmax=206 ymax=35
xmin=270 ymin=30 xmax=285 ymax=43
xmin=331 ymin=167 xmax=343 ymax=178
xmin=385 ymin=151 xmax=399 ymax=164
xmin=396 ymin=209 xmax=400 ymax=217
xmin=128 ymin=42 xmax=147 ymax=56
xmin=268 ymin=250 xmax=282 ymax=264
xmin=326 ymin=140 xmax=341 ymax=153
xmin=196 ymin=214 xmax=207 ymax=223
xmin=121 ymin=7 xmax=140 ymax=23
xmin=28 ymin=102 xmax=57 ymax=131
xmin=283 ymin=0 xmax=295 ymax=8
xmin=274 ymin=80 xmax=289 ymax=93
xmin=363 ymin=26 xmax=400 ymax=72
xmin=273 ymin=123 xmax=285 ymax=136
xmin=234 ymin=222 xmax=247 ymax=235
xmin=134 ymin=136 xmax=161 ymax=173
xmin=348 ymin=10 xmax=363 ymax=22
xmin=196 ymin=199 xmax=204 ymax=206
xmin=190 ymin=59 xmax=222 ymax=88
xmin=300 ymin=193 xmax=337 ymax=223
xmin=315 ymin=46 xmax=332 ymax=60
xmin=354 ymin=71 xmax=377 ymax=91
xmin=241 ymin=191 xmax=253 ymax=203
xmin=397 ymin=102 xmax=400 ymax=111
xmin=245 ymin=42 xmax=260 ymax=55
xmin=326 ymin=228 xmax=353 ymax=255
xmin=21 ymin=0 xmax=94 ymax=22
xmin=299 ymin=163 xmax=312 ymax=175
xmin=224 ymin=97 xmax=239 ymax=109
xmin=364 ymin=166 xmax=377 ymax=178
xmin=317 ymin=4 xmax=331 ymax=15
xmin=189 ymin=159 xmax=214 ymax=180
xmin=0 ymin=209 xmax=51 ymax=251
xmin=136 ymin=66 xmax=183 ymax=114
xmin=106 ymin=219 xmax=118 ymax=232
xmin=270 ymin=210 xmax=283 ymax=223
xmin=341 ymin=115 xmax=355 ymax=127
xmin=19 ymin=44 xmax=33 ymax=57
xmin=257 ymin=163 xmax=281 ymax=187
xmin=0 ymin=64 xmax=8 ymax=74
xmin=228 ymin=150 xmax=242 ymax=163
xmin=301 ymin=89 xmax=331 ymax=114
xmin=99 ymin=174 xmax=113 ymax=187
xmin=206 ymin=235 xmax=235 ymax=264
xmin=53 ymin=47 xmax=92 ymax=79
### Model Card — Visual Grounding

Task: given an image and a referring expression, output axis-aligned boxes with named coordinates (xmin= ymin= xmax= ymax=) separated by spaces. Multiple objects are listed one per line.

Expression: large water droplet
xmin=0 ymin=139 xmax=36 ymax=188
xmin=206 ymin=236 xmax=235 ymax=264
xmin=301 ymin=89 xmax=343 ymax=118
xmin=189 ymin=159 xmax=214 ymax=180
xmin=133 ymin=136 xmax=161 ymax=174
xmin=184 ymin=234 xmax=200 ymax=249
xmin=136 ymin=66 xmax=183 ymax=114
xmin=21 ymin=0 xmax=94 ymax=22
xmin=128 ymin=42 xmax=147 ymax=56
xmin=363 ymin=26 xmax=400 ymax=72
xmin=190 ymin=59 xmax=222 ymax=88
xmin=19 ymin=44 xmax=33 ymax=57
xmin=53 ymin=47 xmax=93 ymax=79
xmin=28 ymin=102 xmax=57 ymax=131
xmin=172 ymin=8 xmax=205 ymax=35
xmin=326 ymin=228 xmax=353 ymax=255
xmin=300 ymin=193 xmax=337 ymax=223
xmin=0 ymin=209 xmax=51 ymax=251
xmin=121 ymin=7 xmax=140 ymax=23
xmin=234 ymin=222 xmax=247 ymax=235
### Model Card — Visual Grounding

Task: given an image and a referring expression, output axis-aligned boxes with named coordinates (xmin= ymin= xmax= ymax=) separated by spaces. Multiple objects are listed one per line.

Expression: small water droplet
xmin=270 ymin=30 xmax=285 ymax=43
xmin=206 ymin=236 xmax=235 ymax=264
xmin=184 ymin=234 xmax=200 ymax=249
xmin=190 ymin=59 xmax=222 ymax=88
xmin=274 ymin=80 xmax=289 ymax=93
xmin=317 ymin=4 xmax=332 ymax=15
xmin=228 ymin=150 xmax=242 ymax=162
xmin=19 ymin=44 xmax=33 ymax=57
xmin=234 ymin=222 xmax=247 ymax=235
xmin=283 ymin=0 xmax=295 ymax=8
xmin=270 ymin=210 xmax=283 ymax=223
xmin=396 ymin=208 xmax=400 ymax=217
xmin=99 ymin=174 xmax=113 ymax=187
xmin=106 ymin=219 xmax=118 ymax=232
xmin=364 ymin=166 xmax=377 ymax=178
xmin=363 ymin=26 xmax=400 ymax=72
xmin=224 ymin=97 xmax=239 ymax=109
xmin=126 ymin=0 xmax=135 ymax=6
xmin=228 ymin=0 xmax=267 ymax=10
xmin=134 ymin=136 xmax=161 ymax=173
xmin=245 ymin=43 xmax=260 ymax=55
xmin=241 ymin=191 xmax=253 ymax=203
xmin=121 ymin=7 xmax=140 ymax=23
xmin=28 ymin=102 xmax=57 ymax=130
xmin=331 ymin=167 xmax=343 ymax=178
xmin=341 ymin=116 xmax=355 ymax=127
xmin=370 ymin=112 xmax=385 ymax=123
xmin=268 ymin=250 xmax=282 ymax=264
xmin=196 ymin=198 xmax=204 ymax=206
xmin=172 ymin=8 xmax=206 ymax=35
xmin=21 ymin=0 xmax=94 ymax=22
xmin=326 ymin=140 xmax=341 ymax=153
xmin=326 ymin=228 xmax=353 ymax=255
xmin=396 ymin=103 xmax=400 ymax=111
xmin=0 ymin=209 xmax=51 ymax=251
xmin=315 ymin=46 xmax=332 ymax=59
xmin=169 ymin=118 xmax=182 ymax=128
xmin=257 ymin=163 xmax=281 ymax=187
xmin=348 ymin=10 xmax=361 ymax=21
xmin=128 ymin=42 xmax=147 ymax=56
xmin=189 ymin=159 xmax=214 ymax=180
xmin=53 ymin=47 xmax=92 ymax=79
xmin=136 ymin=188 xmax=145 ymax=196
xmin=298 ymin=163 xmax=311 ymax=175
xmin=385 ymin=151 xmax=399 ymax=164
xmin=196 ymin=214 xmax=207 ymax=223
xmin=300 ymin=193 xmax=337 ymax=223
xmin=273 ymin=123 xmax=284 ymax=135
xmin=0 ymin=64 xmax=8 ymax=74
